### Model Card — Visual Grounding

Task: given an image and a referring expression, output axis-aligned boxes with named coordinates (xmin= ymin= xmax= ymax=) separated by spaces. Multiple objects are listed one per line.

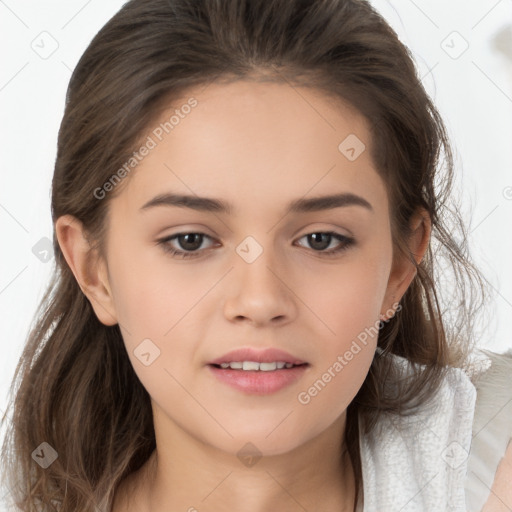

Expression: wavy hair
xmin=1 ymin=0 xmax=489 ymax=510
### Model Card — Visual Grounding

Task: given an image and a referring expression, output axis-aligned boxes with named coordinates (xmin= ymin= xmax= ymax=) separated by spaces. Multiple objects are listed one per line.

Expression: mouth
xmin=206 ymin=362 xmax=310 ymax=395
xmin=207 ymin=347 xmax=308 ymax=367
xmin=208 ymin=362 xmax=309 ymax=371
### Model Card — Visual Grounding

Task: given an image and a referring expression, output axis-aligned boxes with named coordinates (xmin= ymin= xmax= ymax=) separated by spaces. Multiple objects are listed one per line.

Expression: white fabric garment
xmin=465 ymin=349 xmax=512 ymax=511
xmin=355 ymin=348 xmax=512 ymax=512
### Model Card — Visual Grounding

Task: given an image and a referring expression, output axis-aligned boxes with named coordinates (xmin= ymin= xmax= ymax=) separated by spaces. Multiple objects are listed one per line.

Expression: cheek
xmin=109 ymin=241 xmax=209 ymax=338
xmin=107 ymin=243 xmax=220 ymax=385
xmin=293 ymin=340 xmax=374 ymax=443
xmin=295 ymin=272 xmax=384 ymax=428
xmin=302 ymin=252 xmax=392 ymax=339
xmin=283 ymin=256 xmax=389 ymax=429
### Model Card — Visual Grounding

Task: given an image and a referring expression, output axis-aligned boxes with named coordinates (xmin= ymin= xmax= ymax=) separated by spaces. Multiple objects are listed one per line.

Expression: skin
xmin=482 ymin=439 xmax=512 ymax=511
xmin=56 ymin=80 xmax=431 ymax=512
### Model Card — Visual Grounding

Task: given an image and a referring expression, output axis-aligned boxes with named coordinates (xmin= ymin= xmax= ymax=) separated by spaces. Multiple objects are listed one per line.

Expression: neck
xmin=114 ymin=411 xmax=356 ymax=512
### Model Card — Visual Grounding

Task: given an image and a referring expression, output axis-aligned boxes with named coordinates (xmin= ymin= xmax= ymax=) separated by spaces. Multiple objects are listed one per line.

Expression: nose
xmin=223 ymin=246 xmax=297 ymax=327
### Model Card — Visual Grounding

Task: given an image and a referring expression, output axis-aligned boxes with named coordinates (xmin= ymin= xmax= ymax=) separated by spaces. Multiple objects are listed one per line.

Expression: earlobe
xmin=380 ymin=208 xmax=431 ymax=320
xmin=55 ymin=215 xmax=118 ymax=326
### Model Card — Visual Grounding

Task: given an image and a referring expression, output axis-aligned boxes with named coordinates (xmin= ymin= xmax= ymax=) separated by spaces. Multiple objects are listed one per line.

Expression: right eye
xmin=157 ymin=232 xmax=218 ymax=259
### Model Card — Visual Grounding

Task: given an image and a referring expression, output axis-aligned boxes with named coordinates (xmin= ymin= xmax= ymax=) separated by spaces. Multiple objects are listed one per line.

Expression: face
xmin=94 ymin=80 xmax=399 ymax=457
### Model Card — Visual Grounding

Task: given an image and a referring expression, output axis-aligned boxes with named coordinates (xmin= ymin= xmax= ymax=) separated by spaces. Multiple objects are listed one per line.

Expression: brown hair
xmin=1 ymin=0 xmax=489 ymax=510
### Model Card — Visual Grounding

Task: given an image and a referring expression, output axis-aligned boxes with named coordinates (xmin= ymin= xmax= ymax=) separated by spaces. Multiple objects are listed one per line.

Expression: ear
xmin=380 ymin=208 xmax=431 ymax=320
xmin=55 ymin=214 xmax=118 ymax=326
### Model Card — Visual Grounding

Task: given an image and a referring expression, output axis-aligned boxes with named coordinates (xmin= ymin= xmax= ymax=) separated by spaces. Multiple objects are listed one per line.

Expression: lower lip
xmin=207 ymin=364 xmax=309 ymax=395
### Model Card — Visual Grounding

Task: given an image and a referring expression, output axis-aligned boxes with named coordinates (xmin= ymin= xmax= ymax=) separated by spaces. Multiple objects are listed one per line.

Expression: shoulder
xmin=356 ymin=350 xmax=510 ymax=511
xmin=358 ymin=352 xmax=477 ymax=511
xmin=466 ymin=348 xmax=512 ymax=512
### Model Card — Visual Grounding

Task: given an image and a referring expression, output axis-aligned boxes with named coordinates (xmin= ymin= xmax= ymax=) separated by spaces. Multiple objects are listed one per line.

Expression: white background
xmin=1 ymin=0 xmax=512 ymax=471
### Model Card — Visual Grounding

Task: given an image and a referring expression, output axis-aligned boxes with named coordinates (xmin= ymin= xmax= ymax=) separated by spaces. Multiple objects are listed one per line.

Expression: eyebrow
xmin=139 ymin=191 xmax=373 ymax=215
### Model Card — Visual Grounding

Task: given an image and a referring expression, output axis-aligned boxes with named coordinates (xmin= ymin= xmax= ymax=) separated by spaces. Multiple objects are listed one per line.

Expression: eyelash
xmin=156 ymin=231 xmax=355 ymax=259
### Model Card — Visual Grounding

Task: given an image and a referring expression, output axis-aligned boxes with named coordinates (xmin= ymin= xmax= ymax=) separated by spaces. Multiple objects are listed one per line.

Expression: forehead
xmin=113 ymin=80 xmax=387 ymax=214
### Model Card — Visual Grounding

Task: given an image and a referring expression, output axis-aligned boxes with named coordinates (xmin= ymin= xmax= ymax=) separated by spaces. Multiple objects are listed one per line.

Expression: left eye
xmin=295 ymin=232 xmax=353 ymax=253
xmin=157 ymin=231 xmax=355 ymax=259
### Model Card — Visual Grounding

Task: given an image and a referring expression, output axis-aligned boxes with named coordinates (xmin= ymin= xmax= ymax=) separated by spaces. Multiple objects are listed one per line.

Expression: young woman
xmin=2 ymin=1 xmax=511 ymax=511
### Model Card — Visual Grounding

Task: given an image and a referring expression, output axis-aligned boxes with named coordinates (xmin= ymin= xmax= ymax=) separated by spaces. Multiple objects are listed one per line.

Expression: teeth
xmin=224 ymin=362 xmax=243 ymax=369
xmin=218 ymin=361 xmax=298 ymax=371
xmin=243 ymin=361 xmax=260 ymax=371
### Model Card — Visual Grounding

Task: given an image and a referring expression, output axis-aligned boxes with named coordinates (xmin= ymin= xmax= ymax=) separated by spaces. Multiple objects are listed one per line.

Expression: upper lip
xmin=208 ymin=348 xmax=307 ymax=366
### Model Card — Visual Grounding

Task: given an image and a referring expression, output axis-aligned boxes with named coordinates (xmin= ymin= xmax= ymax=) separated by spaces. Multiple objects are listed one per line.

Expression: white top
xmin=356 ymin=348 xmax=512 ymax=511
